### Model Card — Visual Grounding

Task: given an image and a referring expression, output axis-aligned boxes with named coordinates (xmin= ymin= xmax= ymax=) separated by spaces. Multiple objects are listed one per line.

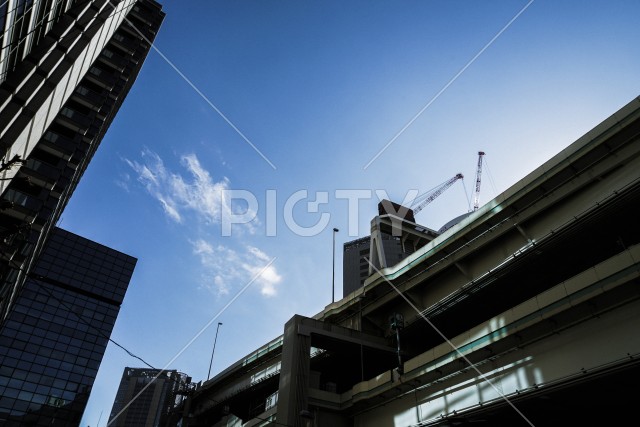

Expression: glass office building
xmin=0 ymin=227 xmax=136 ymax=426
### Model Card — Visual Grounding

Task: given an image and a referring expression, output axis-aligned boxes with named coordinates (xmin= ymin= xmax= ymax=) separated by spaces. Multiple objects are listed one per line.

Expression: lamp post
xmin=332 ymin=227 xmax=339 ymax=303
xmin=207 ymin=322 xmax=222 ymax=380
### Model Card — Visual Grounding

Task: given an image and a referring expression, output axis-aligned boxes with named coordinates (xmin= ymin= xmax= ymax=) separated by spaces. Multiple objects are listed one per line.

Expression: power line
xmin=29 ymin=274 xmax=157 ymax=369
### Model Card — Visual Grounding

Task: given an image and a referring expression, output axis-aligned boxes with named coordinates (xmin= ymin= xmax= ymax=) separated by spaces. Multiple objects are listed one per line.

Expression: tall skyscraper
xmin=0 ymin=1 xmax=164 ymax=425
xmin=108 ymin=367 xmax=192 ymax=427
xmin=0 ymin=227 xmax=137 ymax=426
xmin=0 ymin=0 xmax=165 ymax=324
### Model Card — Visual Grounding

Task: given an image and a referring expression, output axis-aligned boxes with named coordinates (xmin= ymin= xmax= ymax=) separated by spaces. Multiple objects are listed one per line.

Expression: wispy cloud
xmin=124 ymin=149 xmax=280 ymax=297
xmin=115 ymin=171 xmax=131 ymax=192
xmin=191 ymin=239 xmax=282 ymax=297
xmin=124 ymin=148 xmax=236 ymax=226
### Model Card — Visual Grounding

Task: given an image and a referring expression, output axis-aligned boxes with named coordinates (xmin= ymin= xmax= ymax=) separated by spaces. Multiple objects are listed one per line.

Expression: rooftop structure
xmin=342 ymin=200 xmax=439 ymax=297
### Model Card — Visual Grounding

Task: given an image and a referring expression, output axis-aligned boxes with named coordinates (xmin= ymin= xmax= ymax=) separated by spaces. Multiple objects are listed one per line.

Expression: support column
xmin=276 ymin=315 xmax=311 ymax=427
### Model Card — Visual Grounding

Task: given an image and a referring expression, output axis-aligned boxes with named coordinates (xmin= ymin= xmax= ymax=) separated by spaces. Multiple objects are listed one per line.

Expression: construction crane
xmin=411 ymin=173 xmax=464 ymax=215
xmin=473 ymin=151 xmax=485 ymax=211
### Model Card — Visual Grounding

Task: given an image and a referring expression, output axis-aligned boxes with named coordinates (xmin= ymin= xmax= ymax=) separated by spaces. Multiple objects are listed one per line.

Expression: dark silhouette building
xmin=343 ymin=235 xmax=405 ymax=295
xmin=0 ymin=227 xmax=136 ymax=426
xmin=108 ymin=367 xmax=192 ymax=427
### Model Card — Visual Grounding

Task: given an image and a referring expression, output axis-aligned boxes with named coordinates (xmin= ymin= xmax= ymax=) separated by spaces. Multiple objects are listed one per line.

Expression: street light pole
xmin=207 ymin=322 xmax=222 ymax=380
xmin=332 ymin=227 xmax=339 ymax=303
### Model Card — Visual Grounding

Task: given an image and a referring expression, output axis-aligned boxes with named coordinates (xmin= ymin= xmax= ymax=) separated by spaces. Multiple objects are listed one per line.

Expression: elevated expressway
xmin=182 ymin=96 xmax=640 ymax=427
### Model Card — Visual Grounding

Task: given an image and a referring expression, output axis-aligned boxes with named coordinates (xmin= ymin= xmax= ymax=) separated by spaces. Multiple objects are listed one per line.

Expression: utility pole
xmin=390 ymin=313 xmax=404 ymax=374
xmin=332 ymin=228 xmax=339 ymax=303
xmin=474 ymin=151 xmax=485 ymax=211
xmin=207 ymin=322 xmax=222 ymax=380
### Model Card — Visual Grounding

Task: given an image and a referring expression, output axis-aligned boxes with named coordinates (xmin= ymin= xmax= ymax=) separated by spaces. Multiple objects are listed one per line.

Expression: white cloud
xmin=190 ymin=239 xmax=281 ymax=297
xmin=241 ymin=247 xmax=282 ymax=295
xmin=125 ymin=149 xmax=249 ymax=228
xmin=192 ymin=239 xmax=214 ymax=255
xmin=115 ymin=172 xmax=131 ymax=192
xmin=125 ymin=150 xmax=276 ymax=297
xmin=247 ymin=246 xmax=270 ymax=262
xmin=158 ymin=196 xmax=182 ymax=222
xmin=244 ymin=263 xmax=281 ymax=297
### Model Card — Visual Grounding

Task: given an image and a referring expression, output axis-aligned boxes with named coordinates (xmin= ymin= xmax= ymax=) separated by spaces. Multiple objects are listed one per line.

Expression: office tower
xmin=0 ymin=0 xmax=165 ymax=324
xmin=0 ymin=227 xmax=137 ymax=426
xmin=108 ymin=367 xmax=192 ymax=427
xmin=343 ymin=234 xmax=405 ymax=296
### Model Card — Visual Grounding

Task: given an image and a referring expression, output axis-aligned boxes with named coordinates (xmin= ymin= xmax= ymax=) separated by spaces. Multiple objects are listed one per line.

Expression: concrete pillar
xmin=276 ymin=315 xmax=311 ymax=427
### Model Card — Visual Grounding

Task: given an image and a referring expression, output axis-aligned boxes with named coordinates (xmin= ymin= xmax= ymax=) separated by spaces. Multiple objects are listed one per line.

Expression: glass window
xmin=29 ymin=364 xmax=45 ymax=375
xmin=30 ymin=393 xmax=46 ymax=405
xmin=12 ymin=399 xmax=29 ymax=412
xmin=21 ymin=352 xmax=35 ymax=363
xmin=21 ymin=381 xmax=37 ymax=393
xmin=0 ymin=396 xmax=14 ymax=409
xmin=62 ymin=390 xmax=75 ymax=401
xmin=39 ymin=376 xmax=54 ymax=386
xmin=11 ymin=370 xmax=27 ymax=381
xmin=25 ymin=372 xmax=40 ymax=383
xmin=59 ymin=361 xmax=73 ymax=372
xmin=11 ymin=340 xmax=26 ymax=351
xmin=5 ymin=386 xmax=20 ymax=397
xmin=36 ymin=384 xmax=51 ymax=395
xmin=34 ymin=355 xmax=48 ymax=365
xmin=4 ymin=357 xmax=18 ymax=367
xmin=16 ymin=360 xmax=31 ymax=371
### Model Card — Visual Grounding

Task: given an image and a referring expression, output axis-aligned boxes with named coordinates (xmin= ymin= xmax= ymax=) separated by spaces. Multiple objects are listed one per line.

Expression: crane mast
xmin=473 ymin=151 xmax=485 ymax=211
xmin=412 ymin=173 xmax=464 ymax=215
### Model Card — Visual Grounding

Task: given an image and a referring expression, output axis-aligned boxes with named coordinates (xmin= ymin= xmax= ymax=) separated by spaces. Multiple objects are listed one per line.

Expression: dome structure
xmin=438 ymin=212 xmax=473 ymax=234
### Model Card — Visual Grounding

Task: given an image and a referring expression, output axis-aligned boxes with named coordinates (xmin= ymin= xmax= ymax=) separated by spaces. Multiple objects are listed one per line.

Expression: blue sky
xmin=69 ymin=1 xmax=640 ymax=425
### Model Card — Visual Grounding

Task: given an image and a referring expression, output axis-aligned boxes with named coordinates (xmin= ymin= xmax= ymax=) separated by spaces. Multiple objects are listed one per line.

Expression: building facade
xmin=0 ymin=0 xmax=165 ymax=324
xmin=173 ymin=96 xmax=640 ymax=426
xmin=343 ymin=235 xmax=405 ymax=296
xmin=0 ymin=1 xmax=164 ymax=425
xmin=0 ymin=227 xmax=136 ymax=426
xmin=108 ymin=368 xmax=192 ymax=427
xmin=344 ymin=201 xmax=440 ymax=296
